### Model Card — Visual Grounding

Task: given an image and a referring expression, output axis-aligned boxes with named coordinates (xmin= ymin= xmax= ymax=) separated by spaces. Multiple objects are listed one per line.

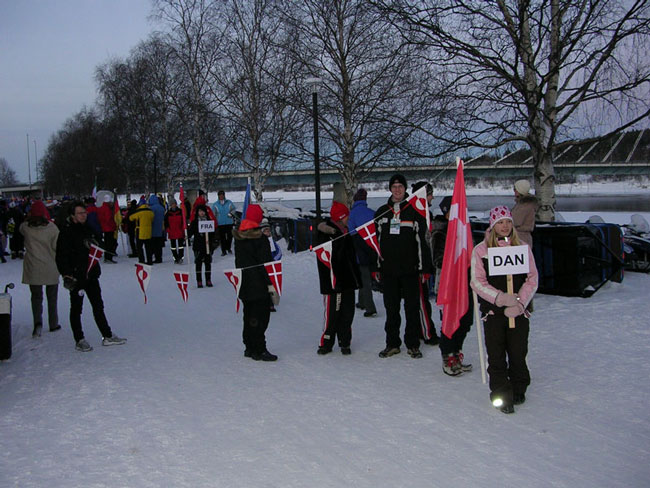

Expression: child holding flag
xmin=470 ymin=206 xmax=538 ymax=414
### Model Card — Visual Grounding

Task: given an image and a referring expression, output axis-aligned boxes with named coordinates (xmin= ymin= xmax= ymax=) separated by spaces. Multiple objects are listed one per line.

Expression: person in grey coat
xmin=19 ymin=200 xmax=61 ymax=337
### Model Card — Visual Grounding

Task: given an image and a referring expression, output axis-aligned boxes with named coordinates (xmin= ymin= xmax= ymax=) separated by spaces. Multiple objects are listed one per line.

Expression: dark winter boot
xmin=205 ymin=271 xmax=213 ymax=287
xmin=196 ymin=272 xmax=203 ymax=288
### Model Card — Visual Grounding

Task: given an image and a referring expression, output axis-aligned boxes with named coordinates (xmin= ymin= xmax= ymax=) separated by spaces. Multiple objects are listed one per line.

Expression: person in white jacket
xmin=470 ymin=206 xmax=538 ymax=414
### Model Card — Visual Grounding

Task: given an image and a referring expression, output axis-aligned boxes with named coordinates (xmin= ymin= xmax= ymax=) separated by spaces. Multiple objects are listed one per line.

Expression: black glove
xmin=63 ymin=276 xmax=77 ymax=291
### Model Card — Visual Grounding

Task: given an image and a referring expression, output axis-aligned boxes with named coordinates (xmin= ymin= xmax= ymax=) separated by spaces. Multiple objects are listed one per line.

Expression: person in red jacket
xmin=96 ymin=195 xmax=117 ymax=263
xmin=164 ymin=199 xmax=186 ymax=264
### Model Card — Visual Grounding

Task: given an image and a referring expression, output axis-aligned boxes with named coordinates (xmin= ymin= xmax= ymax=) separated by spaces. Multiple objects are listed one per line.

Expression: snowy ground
xmin=1 ymin=207 xmax=649 ymax=487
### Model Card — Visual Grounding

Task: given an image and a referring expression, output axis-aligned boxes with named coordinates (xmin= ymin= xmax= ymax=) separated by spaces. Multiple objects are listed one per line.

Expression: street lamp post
xmin=306 ymin=77 xmax=322 ymax=220
xmin=152 ymin=146 xmax=158 ymax=195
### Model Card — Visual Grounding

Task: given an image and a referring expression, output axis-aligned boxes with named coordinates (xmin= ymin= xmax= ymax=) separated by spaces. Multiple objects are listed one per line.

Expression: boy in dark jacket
xmin=55 ymin=201 xmax=126 ymax=352
xmin=315 ymin=202 xmax=361 ymax=355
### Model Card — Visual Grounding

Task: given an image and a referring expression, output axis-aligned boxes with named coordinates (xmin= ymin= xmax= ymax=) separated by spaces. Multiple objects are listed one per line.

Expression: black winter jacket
xmin=55 ymin=217 xmax=103 ymax=286
xmin=374 ymin=195 xmax=433 ymax=276
xmin=233 ymin=227 xmax=272 ymax=301
xmin=315 ymin=219 xmax=361 ymax=295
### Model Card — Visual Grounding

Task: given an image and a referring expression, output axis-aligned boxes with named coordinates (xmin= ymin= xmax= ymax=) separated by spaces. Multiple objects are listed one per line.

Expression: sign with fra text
xmin=487 ymin=245 xmax=529 ymax=276
xmin=198 ymin=220 xmax=215 ymax=233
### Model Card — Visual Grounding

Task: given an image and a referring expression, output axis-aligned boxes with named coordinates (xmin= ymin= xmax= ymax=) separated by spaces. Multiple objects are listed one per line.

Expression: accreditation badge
xmin=390 ymin=218 xmax=401 ymax=235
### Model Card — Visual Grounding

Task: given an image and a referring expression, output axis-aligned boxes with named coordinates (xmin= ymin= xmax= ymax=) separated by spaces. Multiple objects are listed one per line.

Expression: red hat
xmin=240 ymin=204 xmax=264 ymax=231
xmin=330 ymin=201 xmax=350 ymax=221
xmin=29 ymin=200 xmax=48 ymax=219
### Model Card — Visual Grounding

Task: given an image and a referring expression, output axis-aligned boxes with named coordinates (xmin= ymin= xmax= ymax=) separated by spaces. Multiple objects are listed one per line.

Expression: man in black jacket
xmin=55 ymin=201 xmax=126 ymax=352
xmin=374 ymin=174 xmax=433 ymax=359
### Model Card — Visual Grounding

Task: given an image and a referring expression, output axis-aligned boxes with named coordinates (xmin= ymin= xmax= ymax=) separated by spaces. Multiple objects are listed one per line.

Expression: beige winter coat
xmin=512 ymin=194 xmax=538 ymax=248
xmin=19 ymin=221 xmax=60 ymax=285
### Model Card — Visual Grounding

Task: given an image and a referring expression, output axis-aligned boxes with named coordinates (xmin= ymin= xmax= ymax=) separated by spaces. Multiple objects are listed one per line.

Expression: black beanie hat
xmin=389 ymin=173 xmax=407 ymax=188
xmin=412 ymin=181 xmax=433 ymax=195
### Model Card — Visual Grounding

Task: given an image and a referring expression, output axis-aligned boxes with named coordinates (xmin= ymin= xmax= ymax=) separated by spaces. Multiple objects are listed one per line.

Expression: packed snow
xmin=1 ymin=193 xmax=649 ymax=487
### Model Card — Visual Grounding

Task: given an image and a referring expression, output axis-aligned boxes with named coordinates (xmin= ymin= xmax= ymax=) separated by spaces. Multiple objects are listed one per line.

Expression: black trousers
xmin=320 ymin=290 xmax=355 ymax=349
xmin=484 ymin=314 xmax=530 ymax=404
xmin=152 ymin=236 xmax=164 ymax=262
xmin=194 ymin=251 xmax=213 ymax=282
xmin=136 ymin=238 xmax=153 ymax=264
xmin=29 ymin=284 xmax=59 ymax=330
xmin=68 ymin=279 xmax=112 ymax=343
xmin=439 ymin=294 xmax=473 ymax=356
xmin=102 ymin=231 xmax=117 ymax=258
xmin=382 ymin=273 xmax=421 ymax=349
xmin=242 ymin=296 xmax=271 ymax=354
xmin=170 ymin=238 xmax=185 ymax=261
xmin=219 ymin=224 xmax=234 ymax=253
xmin=418 ymin=278 xmax=438 ymax=341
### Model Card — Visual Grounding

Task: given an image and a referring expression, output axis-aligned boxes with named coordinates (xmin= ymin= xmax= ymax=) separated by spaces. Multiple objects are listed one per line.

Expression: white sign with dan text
xmin=487 ymin=245 xmax=529 ymax=276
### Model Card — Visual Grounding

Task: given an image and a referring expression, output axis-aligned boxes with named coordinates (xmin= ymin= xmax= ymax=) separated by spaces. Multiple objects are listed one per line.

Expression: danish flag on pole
xmin=224 ymin=269 xmax=243 ymax=312
xmin=437 ymin=158 xmax=474 ymax=339
xmin=264 ymin=261 xmax=283 ymax=296
xmin=355 ymin=221 xmax=382 ymax=259
xmin=313 ymin=241 xmax=335 ymax=289
xmin=135 ymin=263 xmax=152 ymax=304
xmin=174 ymin=272 xmax=190 ymax=303
xmin=407 ymin=184 xmax=430 ymax=231
xmin=179 ymin=183 xmax=187 ymax=230
xmin=86 ymin=244 xmax=104 ymax=277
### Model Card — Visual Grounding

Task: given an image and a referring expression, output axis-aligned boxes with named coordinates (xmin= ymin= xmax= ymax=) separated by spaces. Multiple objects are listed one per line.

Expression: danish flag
xmin=224 ymin=269 xmax=243 ymax=312
xmin=355 ymin=221 xmax=382 ymax=259
xmin=135 ymin=263 xmax=152 ymax=304
xmin=313 ymin=240 xmax=335 ymax=289
xmin=406 ymin=184 xmax=431 ymax=231
xmin=174 ymin=272 xmax=190 ymax=303
xmin=264 ymin=261 xmax=283 ymax=296
xmin=86 ymin=244 xmax=104 ymax=277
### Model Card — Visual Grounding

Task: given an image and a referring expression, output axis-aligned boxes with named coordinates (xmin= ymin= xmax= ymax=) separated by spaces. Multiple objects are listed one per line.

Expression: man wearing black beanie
xmin=373 ymin=174 xmax=433 ymax=359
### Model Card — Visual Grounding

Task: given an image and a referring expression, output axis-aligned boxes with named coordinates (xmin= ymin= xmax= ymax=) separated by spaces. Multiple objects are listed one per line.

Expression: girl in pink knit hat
xmin=470 ymin=206 xmax=538 ymax=414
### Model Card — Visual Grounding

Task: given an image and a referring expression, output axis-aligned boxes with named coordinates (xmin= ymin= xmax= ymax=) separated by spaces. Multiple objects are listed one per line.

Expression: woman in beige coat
xmin=19 ymin=200 xmax=61 ymax=337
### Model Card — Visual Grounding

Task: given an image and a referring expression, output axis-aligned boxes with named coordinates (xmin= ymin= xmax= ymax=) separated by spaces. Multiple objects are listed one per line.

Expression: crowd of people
xmin=1 ymin=178 xmax=539 ymax=413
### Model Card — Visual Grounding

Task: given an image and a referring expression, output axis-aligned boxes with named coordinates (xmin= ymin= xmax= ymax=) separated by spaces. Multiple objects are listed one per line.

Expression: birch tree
xmin=374 ymin=0 xmax=650 ymax=220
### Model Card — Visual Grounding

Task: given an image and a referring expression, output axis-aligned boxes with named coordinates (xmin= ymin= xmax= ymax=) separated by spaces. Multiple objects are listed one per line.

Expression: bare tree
xmin=279 ymin=0 xmax=440 ymax=201
xmin=153 ymin=0 xmax=225 ymax=190
xmin=0 ymin=158 xmax=18 ymax=186
xmin=374 ymin=0 xmax=650 ymax=220
xmin=208 ymin=0 xmax=306 ymax=201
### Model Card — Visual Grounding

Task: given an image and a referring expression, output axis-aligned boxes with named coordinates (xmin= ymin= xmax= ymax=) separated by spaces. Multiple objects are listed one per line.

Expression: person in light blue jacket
xmin=148 ymin=194 xmax=165 ymax=263
xmin=212 ymin=190 xmax=237 ymax=255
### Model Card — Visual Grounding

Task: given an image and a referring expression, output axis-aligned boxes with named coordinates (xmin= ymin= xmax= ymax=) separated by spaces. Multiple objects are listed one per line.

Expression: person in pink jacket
xmin=470 ymin=206 xmax=538 ymax=414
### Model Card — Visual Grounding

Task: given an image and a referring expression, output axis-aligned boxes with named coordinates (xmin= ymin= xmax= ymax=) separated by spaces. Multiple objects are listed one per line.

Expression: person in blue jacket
xmin=347 ymin=188 xmax=377 ymax=317
xmin=212 ymin=190 xmax=236 ymax=255
xmin=148 ymin=194 xmax=165 ymax=263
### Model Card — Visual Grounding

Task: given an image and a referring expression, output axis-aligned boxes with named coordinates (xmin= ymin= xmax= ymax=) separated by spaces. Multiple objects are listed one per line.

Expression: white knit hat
xmin=514 ymin=179 xmax=531 ymax=195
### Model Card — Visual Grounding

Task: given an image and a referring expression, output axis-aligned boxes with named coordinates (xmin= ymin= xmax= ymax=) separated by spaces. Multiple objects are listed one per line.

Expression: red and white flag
xmin=264 ymin=261 xmax=283 ymax=296
xmin=437 ymin=158 xmax=474 ymax=339
xmin=179 ymin=183 xmax=187 ymax=231
xmin=355 ymin=221 xmax=382 ymax=259
xmin=224 ymin=269 xmax=243 ymax=312
xmin=135 ymin=263 xmax=152 ymax=304
xmin=86 ymin=243 xmax=104 ymax=277
xmin=313 ymin=240 xmax=335 ymax=289
xmin=174 ymin=271 xmax=190 ymax=303
xmin=407 ymin=184 xmax=430 ymax=231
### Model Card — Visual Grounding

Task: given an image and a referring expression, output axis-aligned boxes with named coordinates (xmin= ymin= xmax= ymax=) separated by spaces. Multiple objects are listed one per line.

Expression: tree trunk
xmin=534 ymin=151 xmax=556 ymax=222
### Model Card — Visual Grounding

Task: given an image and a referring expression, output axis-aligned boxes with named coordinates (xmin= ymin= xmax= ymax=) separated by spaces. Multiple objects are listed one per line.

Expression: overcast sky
xmin=0 ymin=0 xmax=156 ymax=183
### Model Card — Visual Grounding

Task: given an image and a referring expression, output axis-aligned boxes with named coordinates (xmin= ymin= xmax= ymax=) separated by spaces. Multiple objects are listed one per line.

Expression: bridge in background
xmin=205 ymin=128 xmax=650 ymax=191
